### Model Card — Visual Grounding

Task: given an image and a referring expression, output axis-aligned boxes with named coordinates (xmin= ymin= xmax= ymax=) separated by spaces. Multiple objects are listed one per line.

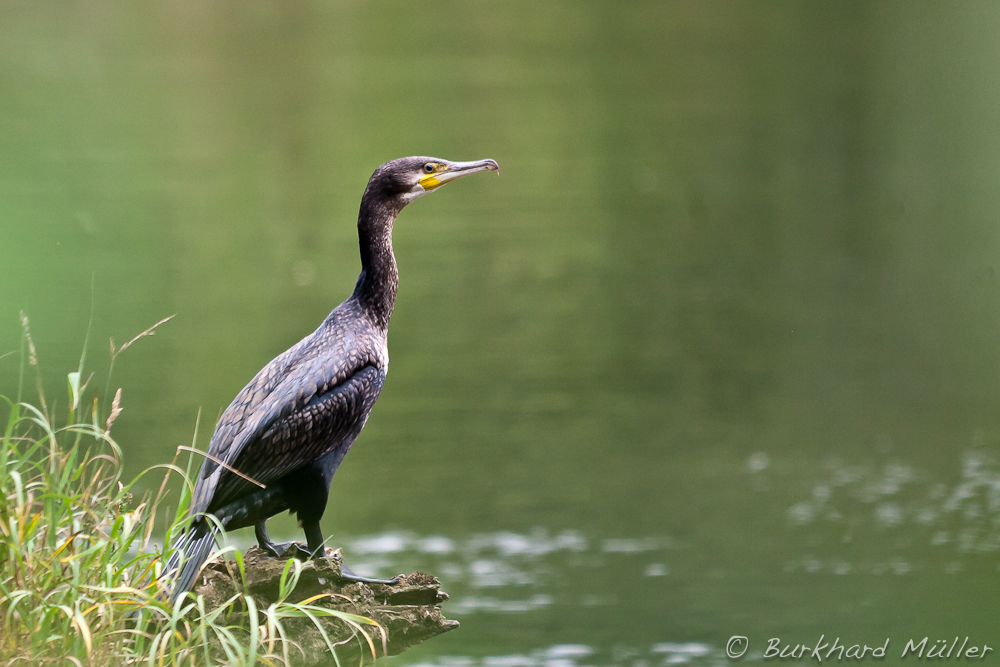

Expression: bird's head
xmin=366 ymin=156 xmax=499 ymax=207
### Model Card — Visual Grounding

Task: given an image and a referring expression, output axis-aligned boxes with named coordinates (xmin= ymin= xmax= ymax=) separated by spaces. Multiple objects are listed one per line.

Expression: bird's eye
xmin=423 ymin=163 xmax=435 ymax=174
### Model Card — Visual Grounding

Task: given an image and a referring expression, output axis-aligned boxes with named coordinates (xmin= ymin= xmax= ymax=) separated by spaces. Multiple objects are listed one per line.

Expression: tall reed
xmin=0 ymin=313 xmax=382 ymax=666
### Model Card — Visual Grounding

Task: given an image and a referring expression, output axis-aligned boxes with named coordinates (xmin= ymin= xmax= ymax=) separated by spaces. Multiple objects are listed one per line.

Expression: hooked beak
xmin=419 ymin=158 xmax=499 ymax=191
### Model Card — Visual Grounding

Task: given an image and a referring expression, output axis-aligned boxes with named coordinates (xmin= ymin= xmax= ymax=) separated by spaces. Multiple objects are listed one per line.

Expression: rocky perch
xmin=193 ymin=546 xmax=458 ymax=666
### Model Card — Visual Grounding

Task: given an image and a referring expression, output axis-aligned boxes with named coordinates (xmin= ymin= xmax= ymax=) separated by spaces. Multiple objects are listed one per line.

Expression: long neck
xmin=351 ymin=190 xmax=400 ymax=330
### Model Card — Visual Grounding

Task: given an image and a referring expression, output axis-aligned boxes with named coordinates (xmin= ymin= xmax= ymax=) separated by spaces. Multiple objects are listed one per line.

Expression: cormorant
xmin=165 ymin=156 xmax=499 ymax=600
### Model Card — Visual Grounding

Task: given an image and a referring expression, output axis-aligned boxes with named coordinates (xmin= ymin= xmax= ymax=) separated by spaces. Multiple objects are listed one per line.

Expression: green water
xmin=3 ymin=1 xmax=1000 ymax=663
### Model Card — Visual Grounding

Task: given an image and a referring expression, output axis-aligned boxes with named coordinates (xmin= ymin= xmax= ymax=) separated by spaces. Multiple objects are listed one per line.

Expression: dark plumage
xmin=165 ymin=156 xmax=499 ymax=600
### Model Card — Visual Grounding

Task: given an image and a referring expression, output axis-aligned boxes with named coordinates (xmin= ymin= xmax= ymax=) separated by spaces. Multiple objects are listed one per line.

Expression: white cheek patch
xmin=401 ymin=183 xmax=431 ymax=202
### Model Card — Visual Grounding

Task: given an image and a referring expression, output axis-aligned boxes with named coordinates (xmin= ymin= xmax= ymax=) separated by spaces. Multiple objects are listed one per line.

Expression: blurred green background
xmin=2 ymin=1 xmax=1000 ymax=663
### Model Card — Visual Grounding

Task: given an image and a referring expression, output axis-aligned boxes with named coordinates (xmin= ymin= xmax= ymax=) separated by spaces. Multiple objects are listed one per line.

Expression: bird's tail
xmin=163 ymin=520 xmax=218 ymax=603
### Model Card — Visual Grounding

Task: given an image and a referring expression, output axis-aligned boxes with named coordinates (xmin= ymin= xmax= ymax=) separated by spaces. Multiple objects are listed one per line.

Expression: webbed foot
xmin=261 ymin=540 xmax=314 ymax=560
xmin=255 ymin=520 xmax=401 ymax=583
xmin=340 ymin=564 xmax=402 ymax=585
xmin=256 ymin=522 xmax=316 ymax=560
xmin=260 ymin=541 xmax=401 ymax=584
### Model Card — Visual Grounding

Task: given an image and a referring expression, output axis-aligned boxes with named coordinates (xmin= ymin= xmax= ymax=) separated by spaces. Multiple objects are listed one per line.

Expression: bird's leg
xmin=255 ymin=521 xmax=312 ymax=560
xmin=302 ymin=520 xmax=402 ymax=585
xmin=302 ymin=520 xmax=327 ymax=558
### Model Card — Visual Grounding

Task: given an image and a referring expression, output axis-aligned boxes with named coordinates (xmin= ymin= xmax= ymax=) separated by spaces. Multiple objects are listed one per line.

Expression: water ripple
xmin=404 ymin=642 xmax=720 ymax=667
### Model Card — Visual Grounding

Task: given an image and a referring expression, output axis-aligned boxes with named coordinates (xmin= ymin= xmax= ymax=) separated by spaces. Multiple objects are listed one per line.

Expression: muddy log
xmin=192 ymin=546 xmax=458 ymax=666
